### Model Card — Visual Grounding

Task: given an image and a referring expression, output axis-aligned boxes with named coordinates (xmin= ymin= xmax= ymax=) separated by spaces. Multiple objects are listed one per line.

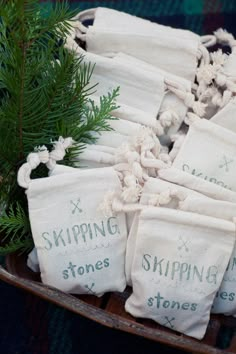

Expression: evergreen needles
xmin=0 ymin=0 xmax=119 ymax=254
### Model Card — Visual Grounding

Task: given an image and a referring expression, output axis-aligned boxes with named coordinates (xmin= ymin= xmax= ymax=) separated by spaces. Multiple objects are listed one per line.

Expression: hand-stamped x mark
xmin=71 ymin=199 xmax=83 ymax=214
xmin=178 ymin=235 xmax=189 ymax=252
xmin=162 ymin=316 xmax=175 ymax=329
xmin=219 ymin=155 xmax=234 ymax=172
xmin=85 ymin=283 xmax=96 ymax=295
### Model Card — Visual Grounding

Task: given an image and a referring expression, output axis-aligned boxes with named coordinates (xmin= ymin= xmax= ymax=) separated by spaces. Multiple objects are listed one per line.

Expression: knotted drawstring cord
xmin=99 ymin=187 xmax=187 ymax=217
xmin=17 ymin=137 xmax=74 ymax=189
xmin=197 ymin=44 xmax=210 ymax=67
xmin=200 ymin=34 xmax=217 ymax=48
xmin=214 ymin=28 xmax=236 ymax=49
xmin=121 ymin=173 xmax=143 ymax=203
xmin=196 ymin=31 xmax=236 ymax=106
xmin=196 ymin=63 xmax=217 ymax=99
xmin=147 ymin=188 xmax=186 ymax=207
xmin=212 ymin=89 xmax=232 ymax=108
xmin=112 ymin=128 xmax=172 ymax=204
xmin=47 ymin=137 xmax=74 ymax=170
xmin=211 ymin=49 xmax=228 ymax=66
xmin=165 ymin=79 xmax=206 ymax=117
xmin=73 ymin=8 xmax=96 ymax=24
xmin=17 ymin=146 xmax=49 ymax=189
xmin=159 ymin=109 xmax=180 ymax=129
xmin=98 ymin=191 xmax=143 ymax=217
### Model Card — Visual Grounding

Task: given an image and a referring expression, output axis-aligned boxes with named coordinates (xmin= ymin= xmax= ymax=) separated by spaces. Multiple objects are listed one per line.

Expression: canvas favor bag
xmin=158 ymin=167 xmax=236 ymax=203
xmin=172 ymin=114 xmax=236 ymax=192
xmin=76 ymin=7 xmax=199 ymax=41
xmin=125 ymin=207 xmax=235 ymax=339
xmin=125 ymin=178 xmax=208 ymax=286
xmin=18 ymin=140 xmax=127 ymax=296
xmin=73 ymin=7 xmax=213 ymax=82
xmin=65 ymin=38 xmax=165 ymax=132
xmin=178 ymin=195 xmax=236 ymax=316
xmin=179 ymin=195 xmax=236 ymax=221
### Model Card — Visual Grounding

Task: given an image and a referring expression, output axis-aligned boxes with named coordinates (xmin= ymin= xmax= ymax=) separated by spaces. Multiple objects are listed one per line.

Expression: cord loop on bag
xmin=200 ymin=34 xmax=217 ymax=48
xmin=17 ymin=147 xmax=49 ymax=189
xmin=17 ymin=137 xmax=74 ymax=189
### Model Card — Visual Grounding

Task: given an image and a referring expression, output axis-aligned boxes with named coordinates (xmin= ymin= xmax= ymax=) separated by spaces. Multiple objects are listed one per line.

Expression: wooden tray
xmin=0 ymin=252 xmax=236 ymax=354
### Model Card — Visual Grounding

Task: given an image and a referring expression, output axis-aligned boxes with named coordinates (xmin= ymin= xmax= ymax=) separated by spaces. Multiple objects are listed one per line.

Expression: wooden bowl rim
xmin=0 ymin=253 xmax=234 ymax=354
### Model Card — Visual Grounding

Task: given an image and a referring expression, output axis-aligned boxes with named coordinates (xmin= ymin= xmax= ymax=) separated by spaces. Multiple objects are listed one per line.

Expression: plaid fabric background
xmin=1 ymin=1 xmax=236 ymax=353
xmin=43 ymin=0 xmax=236 ymax=35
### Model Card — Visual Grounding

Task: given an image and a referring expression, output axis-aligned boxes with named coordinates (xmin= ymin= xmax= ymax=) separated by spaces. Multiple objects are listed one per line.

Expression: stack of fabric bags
xmin=21 ymin=8 xmax=236 ymax=340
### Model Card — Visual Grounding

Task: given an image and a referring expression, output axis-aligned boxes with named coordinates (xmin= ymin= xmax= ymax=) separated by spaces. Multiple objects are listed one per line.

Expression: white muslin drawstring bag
xmin=211 ymin=98 xmax=236 ymax=133
xmin=172 ymin=114 xmax=236 ymax=191
xmin=125 ymin=178 xmax=208 ymax=286
xmin=158 ymin=167 xmax=236 ymax=203
xmin=76 ymin=7 xmax=199 ymax=40
xmin=18 ymin=139 xmax=127 ymax=296
xmin=178 ymin=195 xmax=236 ymax=316
xmin=125 ymin=207 xmax=235 ymax=339
xmin=73 ymin=7 xmax=214 ymax=82
xmin=179 ymin=195 xmax=236 ymax=221
xmin=66 ymin=34 xmax=206 ymax=137
xmin=65 ymin=38 xmax=165 ymax=132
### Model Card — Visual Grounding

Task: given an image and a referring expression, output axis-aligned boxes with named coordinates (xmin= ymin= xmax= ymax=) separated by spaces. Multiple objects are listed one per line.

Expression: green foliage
xmin=0 ymin=202 xmax=33 ymax=254
xmin=0 ymin=238 xmax=33 ymax=256
xmin=0 ymin=0 xmax=119 ymax=254
xmin=0 ymin=202 xmax=30 ymax=239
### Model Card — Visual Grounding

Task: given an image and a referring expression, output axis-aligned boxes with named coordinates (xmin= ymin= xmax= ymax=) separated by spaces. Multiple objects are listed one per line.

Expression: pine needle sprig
xmin=0 ymin=238 xmax=33 ymax=256
xmin=0 ymin=202 xmax=30 ymax=240
xmin=63 ymin=88 xmax=120 ymax=164
xmin=68 ymin=87 xmax=120 ymax=144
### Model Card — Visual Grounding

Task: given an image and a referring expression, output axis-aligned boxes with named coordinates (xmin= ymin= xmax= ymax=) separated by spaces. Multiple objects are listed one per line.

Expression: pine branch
xmin=18 ymin=45 xmax=26 ymax=160
xmin=0 ymin=1 xmax=120 ymax=254
xmin=77 ymin=88 xmax=120 ymax=141
xmin=0 ymin=202 xmax=30 ymax=240
xmin=0 ymin=200 xmax=32 ymax=255
xmin=0 ymin=238 xmax=33 ymax=256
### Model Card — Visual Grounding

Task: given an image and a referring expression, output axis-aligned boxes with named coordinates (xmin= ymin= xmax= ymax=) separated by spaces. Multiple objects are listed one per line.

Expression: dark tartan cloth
xmin=43 ymin=0 xmax=236 ymax=36
xmin=1 ymin=1 xmax=236 ymax=353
